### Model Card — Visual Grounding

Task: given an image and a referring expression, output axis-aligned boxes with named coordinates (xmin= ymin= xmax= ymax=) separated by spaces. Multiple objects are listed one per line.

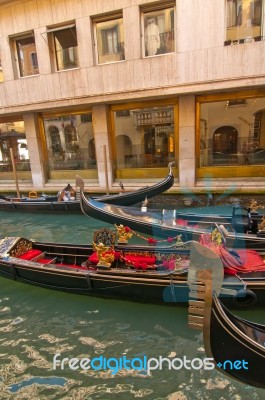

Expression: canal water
xmin=0 ymin=211 xmax=264 ymax=400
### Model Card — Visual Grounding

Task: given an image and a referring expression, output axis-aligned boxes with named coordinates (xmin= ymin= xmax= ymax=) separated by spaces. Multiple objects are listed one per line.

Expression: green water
xmin=0 ymin=211 xmax=264 ymax=399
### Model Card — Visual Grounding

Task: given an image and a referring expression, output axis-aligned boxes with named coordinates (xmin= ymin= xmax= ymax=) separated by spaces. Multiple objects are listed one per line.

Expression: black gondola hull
xmin=0 ymin=200 xmax=81 ymax=213
xmin=0 ymin=237 xmax=265 ymax=307
xmin=81 ymin=196 xmax=265 ymax=250
xmin=92 ymin=166 xmax=175 ymax=206
xmin=210 ymin=295 xmax=265 ymax=388
xmin=0 ymin=165 xmax=175 ymax=212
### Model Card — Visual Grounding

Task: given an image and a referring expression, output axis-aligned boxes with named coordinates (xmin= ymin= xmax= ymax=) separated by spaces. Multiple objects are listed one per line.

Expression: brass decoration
xmin=8 ymin=238 xmax=32 ymax=257
xmin=93 ymin=228 xmax=116 ymax=247
xmin=258 ymin=216 xmax=265 ymax=231
xmin=249 ymin=199 xmax=264 ymax=213
xmin=115 ymin=224 xmax=133 ymax=244
xmin=92 ymin=242 xmax=114 ymax=268
xmin=211 ymin=228 xmax=223 ymax=245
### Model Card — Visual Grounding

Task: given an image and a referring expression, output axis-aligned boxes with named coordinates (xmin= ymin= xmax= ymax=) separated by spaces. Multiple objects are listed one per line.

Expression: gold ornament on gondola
xmin=92 ymin=242 xmax=114 ymax=267
xmin=211 ymin=228 xmax=223 ymax=245
xmin=258 ymin=216 xmax=265 ymax=232
xmin=249 ymin=199 xmax=264 ymax=213
xmin=115 ymin=224 xmax=133 ymax=244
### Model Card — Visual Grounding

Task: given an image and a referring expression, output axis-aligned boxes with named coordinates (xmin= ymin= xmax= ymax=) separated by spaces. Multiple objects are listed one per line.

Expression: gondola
xmin=0 ymin=193 xmax=81 ymax=213
xmin=80 ymin=194 xmax=265 ymax=249
xmin=90 ymin=161 xmax=175 ymax=206
xmin=187 ymin=241 xmax=265 ymax=389
xmin=0 ymin=227 xmax=265 ymax=307
xmin=0 ymin=163 xmax=174 ymax=213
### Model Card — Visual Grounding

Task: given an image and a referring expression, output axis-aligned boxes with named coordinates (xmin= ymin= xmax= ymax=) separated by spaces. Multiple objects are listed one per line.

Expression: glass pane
xmin=0 ymin=121 xmax=31 ymax=173
xmin=114 ymin=106 xmax=175 ymax=169
xmin=96 ymin=18 xmax=125 ymax=64
xmin=199 ymin=97 xmax=265 ymax=167
xmin=16 ymin=36 xmax=39 ymax=77
xmin=54 ymin=28 xmax=79 ymax=70
xmin=226 ymin=0 xmax=262 ymax=42
xmin=54 ymin=28 xmax=77 ymax=48
xmin=43 ymin=113 xmax=97 ymax=171
xmin=144 ymin=7 xmax=175 ymax=57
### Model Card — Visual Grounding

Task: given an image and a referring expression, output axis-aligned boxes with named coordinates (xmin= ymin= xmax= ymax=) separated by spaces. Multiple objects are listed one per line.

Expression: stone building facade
xmin=0 ymin=0 xmax=265 ymax=194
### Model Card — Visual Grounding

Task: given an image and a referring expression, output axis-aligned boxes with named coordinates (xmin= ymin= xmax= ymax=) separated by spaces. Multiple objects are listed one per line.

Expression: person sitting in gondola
xmin=57 ymin=184 xmax=76 ymax=202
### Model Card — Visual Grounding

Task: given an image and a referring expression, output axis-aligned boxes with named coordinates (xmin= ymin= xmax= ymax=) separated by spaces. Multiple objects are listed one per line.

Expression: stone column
xmin=178 ymin=95 xmax=196 ymax=190
xmin=23 ymin=113 xmax=46 ymax=188
xmin=92 ymin=105 xmax=113 ymax=189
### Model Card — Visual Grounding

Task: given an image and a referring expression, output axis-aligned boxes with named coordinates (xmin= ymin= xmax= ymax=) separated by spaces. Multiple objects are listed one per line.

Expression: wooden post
xmin=10 ymin=148 xmax=20 ymax=198
xmin=103 ymin=145 xmax=110 ymax=195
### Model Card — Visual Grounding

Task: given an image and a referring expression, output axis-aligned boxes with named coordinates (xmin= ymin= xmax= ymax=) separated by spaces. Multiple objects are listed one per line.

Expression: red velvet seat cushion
xmin=176 ymin=219 xmax=188 ymax=226
xmin=88 ymin=250 xmax=121 ymax=265
xmin=18 ymin=249 xmax=42 ymax=260
xmin=122 ymin=254 xmax=156 ymax=270
xmin=37 ymin=258 xmax=54 ymax=264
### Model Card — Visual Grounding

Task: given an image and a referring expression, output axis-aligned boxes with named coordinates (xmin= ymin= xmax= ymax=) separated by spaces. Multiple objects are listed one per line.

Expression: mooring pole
xmin=10 ymin=148 xmax=20 ymax=198
xmin=103 ymin=145 xmax=110 ymax=195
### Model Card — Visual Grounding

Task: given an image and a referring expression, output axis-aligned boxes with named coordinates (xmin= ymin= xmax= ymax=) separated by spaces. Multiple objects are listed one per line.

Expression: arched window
xmin=49 ymin=126 xmax=61 ymax=154
xmin=88 ymin=138 xmax=96 ymax=162
xmin=116 ymin=135 xmax=132 ymax=167
xmin=64 ymin=124 xmax=78 ymax=152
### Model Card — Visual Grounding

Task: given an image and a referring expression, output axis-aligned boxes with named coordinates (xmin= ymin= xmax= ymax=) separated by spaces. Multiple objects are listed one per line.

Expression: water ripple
xmin=8 ymin=376 xmax=68 ymax=393
xmin=0 ymin=212 xmax=264 ymax=399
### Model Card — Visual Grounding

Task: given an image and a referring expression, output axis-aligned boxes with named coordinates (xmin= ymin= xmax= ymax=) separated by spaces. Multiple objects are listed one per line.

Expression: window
xmin=116 ymin=110 xmax=131 ymax=117
xmin=30 ymin=52 xmax=38 ymax=69
xmin=142 ymin=5 xmax=175 ymax=57
xmin=113 ymin=106 xmax=175 ymax=169
xmin=95 ymin=15 xmax=124 ymax=64
xmin=15 ymin=35 xmax=39 ymax=77
xmin=226 ymin=0 xmax=262 ymax=43
xmin=43 ymin=112 xmax=96 ymax=172
xmin=0 ymin=121 xmax=31 ymax=173
xmin=81 ymin=114 xmax=92 ymax=123
xmin=198 ymin=94 xmax=265 ymax=169
xmin=47 ymin=25 xmax=79 ymax=71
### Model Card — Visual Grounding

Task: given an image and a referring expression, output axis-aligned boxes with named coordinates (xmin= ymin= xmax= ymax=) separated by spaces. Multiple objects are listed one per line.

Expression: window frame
xmin=140 ymin=1 xmax=176 ymax=58
xmin=40 ymin=109 xmax=98 ymax=180
xmin=10 ymin=31 xmax=39 ymax=78
xmin=110 ymin=99 xmax=178 ymax=180
xmin=196 ymin=90 xmax=265 ymax=179
xmin=225 ymin=0 xmax=264 ymax=44
xmin=93 ymin=11 xmax=125 ymax=65
xmin=45 ymin=23 xmax=79 ymax=72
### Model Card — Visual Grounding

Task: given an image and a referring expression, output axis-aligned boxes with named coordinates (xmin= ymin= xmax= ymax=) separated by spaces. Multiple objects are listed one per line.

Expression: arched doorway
xmin=213 ymin=125 xmax=238 ymax=164
xmin=116 ymin=135 xmax=132 ymax=167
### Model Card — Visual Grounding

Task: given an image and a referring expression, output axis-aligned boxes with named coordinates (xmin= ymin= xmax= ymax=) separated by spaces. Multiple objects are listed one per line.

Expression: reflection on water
xmin=0 ymin=211 xmax=264 ymax=399
xmin=9 ymin=377 xmax=68 ymax=393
